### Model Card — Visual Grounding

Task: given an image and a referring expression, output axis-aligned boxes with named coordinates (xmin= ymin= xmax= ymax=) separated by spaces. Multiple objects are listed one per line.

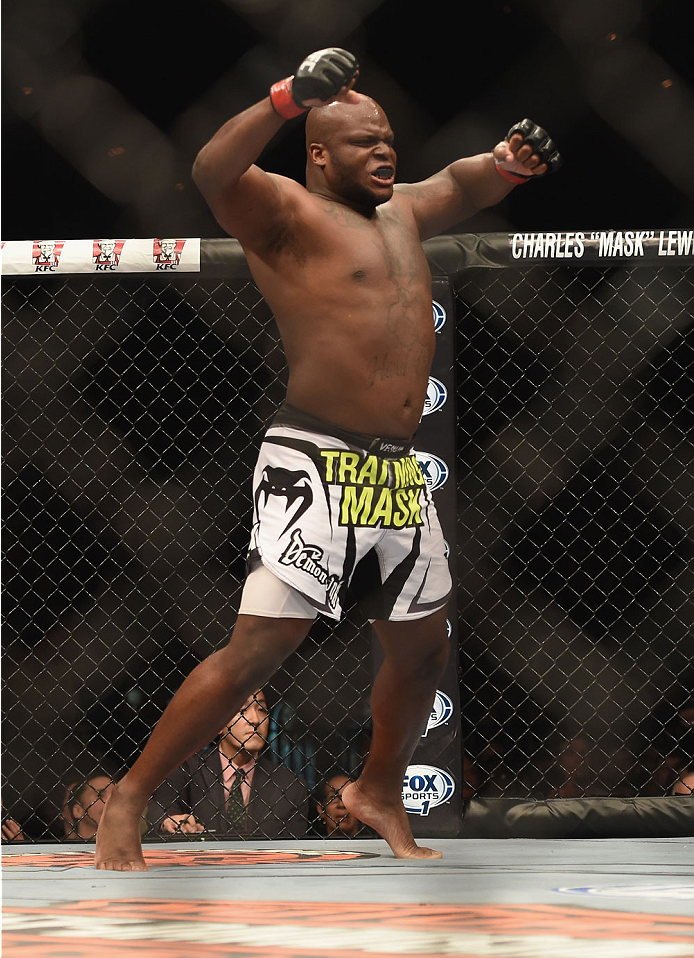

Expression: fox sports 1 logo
xmin=432 ymin=300 xmax=446 ymax=332
xmin=402 ymin=764 xmax=456 ymax=816
xmin=415 ymin=451 xmax=449 ymax=492
xmin=422 ymin=690 xmax=454 ymax=737
xmin=423 ymin=377 xmax=447 ymax=416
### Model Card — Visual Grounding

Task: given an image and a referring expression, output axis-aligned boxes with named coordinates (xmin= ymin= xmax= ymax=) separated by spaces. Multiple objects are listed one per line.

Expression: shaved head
xmin=305 ymin=94 xmax=387 ymax=148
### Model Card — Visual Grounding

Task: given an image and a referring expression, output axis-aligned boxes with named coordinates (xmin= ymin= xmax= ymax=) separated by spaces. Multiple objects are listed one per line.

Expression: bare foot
xmin=341 ymin=781 xmax=442 ymax=859
xmin=94 ymin=781 xmax=148 ymax=871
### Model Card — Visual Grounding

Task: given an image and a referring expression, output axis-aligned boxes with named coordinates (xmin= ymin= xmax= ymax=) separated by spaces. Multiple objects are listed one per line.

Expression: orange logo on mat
xmin=3 ymin=900 xmax=694 ymax=958
xmin=2 ymin=847 xmax=378 ymax=869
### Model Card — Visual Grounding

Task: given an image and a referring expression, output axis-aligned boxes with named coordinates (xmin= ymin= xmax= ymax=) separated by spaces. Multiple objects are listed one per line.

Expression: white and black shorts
xmin=241 ymin=404 xmax=451 ymax=622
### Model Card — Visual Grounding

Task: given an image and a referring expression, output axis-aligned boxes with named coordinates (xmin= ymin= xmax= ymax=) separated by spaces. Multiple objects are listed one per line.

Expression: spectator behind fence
xmin=316 ymin=772 xmax=375 ymax=838
xmin=645 ymin=678 xmax=694 ymax=794
xmin=672 ymin=769 xmax=694 ymax=796
xmin=1 ymin=801 xmax=25 ymax=842
xmin=65 ymin=775 xmax=114 ymax=840
xmin=640 ymin=747 xmax=686 ymax=796
xmin=473 ymin=737 xmax=525 ymax=797
xmin=538 ymin=734 xmax=644 ymax=798
xmin=148 ymin=690 xmax=309 ymax=838
xmin=550 ymin=734 xmax=596 ymax=798
xmin=58 ymin=777 xmax=81 ymax=837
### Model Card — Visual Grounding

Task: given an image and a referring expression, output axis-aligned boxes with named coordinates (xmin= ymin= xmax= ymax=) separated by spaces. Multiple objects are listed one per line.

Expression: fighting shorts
xmin=245 ymin=403 xmax=452 ymax=621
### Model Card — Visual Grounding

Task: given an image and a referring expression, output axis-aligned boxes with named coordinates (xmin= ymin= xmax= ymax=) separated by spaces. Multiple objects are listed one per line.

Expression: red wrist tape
xmin=269 ymin=77 xmax=308 ymax=119
xmin=495 ymin=163 xmax=531 ymax=185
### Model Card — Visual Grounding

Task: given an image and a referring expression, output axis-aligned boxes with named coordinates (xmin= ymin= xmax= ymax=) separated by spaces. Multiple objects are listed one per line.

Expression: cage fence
xmin=1 ymin=234 xmax=693 ymax=842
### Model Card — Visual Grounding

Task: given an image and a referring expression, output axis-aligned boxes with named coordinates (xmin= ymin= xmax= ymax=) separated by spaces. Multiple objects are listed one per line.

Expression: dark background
xmin=3 ymin=0 xmax=693 ymax=242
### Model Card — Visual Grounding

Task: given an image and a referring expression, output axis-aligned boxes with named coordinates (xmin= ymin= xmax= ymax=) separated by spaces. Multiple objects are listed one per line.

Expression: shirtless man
xmin=95 ymin=48 xmax=560 ymax=869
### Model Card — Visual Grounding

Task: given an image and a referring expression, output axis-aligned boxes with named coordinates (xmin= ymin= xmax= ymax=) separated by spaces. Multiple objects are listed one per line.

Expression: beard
xmin=332 ymin=158 xmax=391 ymax=212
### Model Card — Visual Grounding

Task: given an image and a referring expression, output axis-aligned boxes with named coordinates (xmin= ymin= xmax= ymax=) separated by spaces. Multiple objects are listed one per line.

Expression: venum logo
xmin=432 ymin=300 xmax=446 ymax=332
xmin=379 ymin=441 xmax=405 ymax=454
xmin=278 ymin=529 xmax=340 ymax=610
xmin=414 ymin=451 xmax=449 ymax=492
xmin=422 ymin=377 xmax=447 ymax=416
xmin=402 ymin=764 xmax=455 ymax=816
xmin=422 ymin=690 xmax=454 ymax=737
xmin=255 ymin=466 xmax=313 ymax=537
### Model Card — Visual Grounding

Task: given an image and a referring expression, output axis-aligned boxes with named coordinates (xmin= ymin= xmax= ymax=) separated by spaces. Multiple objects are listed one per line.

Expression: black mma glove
xmin=495 ymin=118 xmax=562 ymax=185
xmin=270 ymin=48 xmax=359 ymax=119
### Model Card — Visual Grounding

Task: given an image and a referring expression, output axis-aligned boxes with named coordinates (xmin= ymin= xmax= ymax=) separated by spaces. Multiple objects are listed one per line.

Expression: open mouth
xmin=370 ymin=166 xmax=395 ymax=184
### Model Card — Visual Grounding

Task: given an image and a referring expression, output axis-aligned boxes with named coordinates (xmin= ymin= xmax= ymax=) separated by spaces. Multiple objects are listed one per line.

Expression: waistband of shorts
xmin=271 ymin=402 xmax=414 ymax=458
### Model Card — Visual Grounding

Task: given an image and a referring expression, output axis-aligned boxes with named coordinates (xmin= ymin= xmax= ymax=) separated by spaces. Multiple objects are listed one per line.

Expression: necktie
xmin=226 ymin=767 xmax=247 ymax=832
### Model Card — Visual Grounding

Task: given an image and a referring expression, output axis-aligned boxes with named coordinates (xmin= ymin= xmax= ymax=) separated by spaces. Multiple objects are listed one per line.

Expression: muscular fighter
xmin=95 ymin=48 xmax=560 ymax=869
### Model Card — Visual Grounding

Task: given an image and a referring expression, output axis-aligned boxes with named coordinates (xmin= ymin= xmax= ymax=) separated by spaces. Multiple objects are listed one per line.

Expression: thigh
xmin=223 ymin=613 xmax=313 ymax=684
xmin=373 ymin=605 xmax=449 ymax=657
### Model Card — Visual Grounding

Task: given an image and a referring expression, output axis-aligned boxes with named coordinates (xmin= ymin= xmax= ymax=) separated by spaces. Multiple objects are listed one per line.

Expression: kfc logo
xmin=93 ymin=239 xmax=125 ymax=270
xmin=33 ymin=240 xmax=64 ymax=271
xmin=153 ymin=238 xmax=186 ymax=269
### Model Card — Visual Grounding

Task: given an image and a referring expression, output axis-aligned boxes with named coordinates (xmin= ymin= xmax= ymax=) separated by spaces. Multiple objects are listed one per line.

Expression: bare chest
xmin=247 ymin=196 xmax=435 ymax=362
xmin=308 ymin=199 xmax=430 ymax=290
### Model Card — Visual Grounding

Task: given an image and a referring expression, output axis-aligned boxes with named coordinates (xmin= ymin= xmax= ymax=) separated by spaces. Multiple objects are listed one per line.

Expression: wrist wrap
xmin=269 ymin=77 xmax=308 ymax=119
xmin=495 ymin=163 xmax=531 ymax=185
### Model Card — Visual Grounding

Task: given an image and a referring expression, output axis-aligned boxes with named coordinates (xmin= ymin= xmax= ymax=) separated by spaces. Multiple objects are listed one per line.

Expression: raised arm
xmin=398 ymin=119 xmax=562 ymax=241
xmin=192 ymin=49 xmax=359 ymax=251
xmin=191 ymin=99 xmax=287 ymax=248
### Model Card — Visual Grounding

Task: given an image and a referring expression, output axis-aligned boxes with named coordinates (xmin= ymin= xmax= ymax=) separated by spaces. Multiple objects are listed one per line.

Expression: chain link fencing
xmin=2 ymin=234 xmax=693 ymax=841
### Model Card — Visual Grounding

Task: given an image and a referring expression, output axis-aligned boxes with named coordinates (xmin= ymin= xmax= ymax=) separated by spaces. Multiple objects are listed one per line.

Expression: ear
xmin=71 ymin=803 xmax=83 ymax=821
xmin=308 ymin=143 xmax=327 ymax=168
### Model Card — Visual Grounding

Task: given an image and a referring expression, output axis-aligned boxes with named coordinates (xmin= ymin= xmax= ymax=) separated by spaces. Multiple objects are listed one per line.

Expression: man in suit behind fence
xmin=148 ymin=689 xmax=309 ymax=839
